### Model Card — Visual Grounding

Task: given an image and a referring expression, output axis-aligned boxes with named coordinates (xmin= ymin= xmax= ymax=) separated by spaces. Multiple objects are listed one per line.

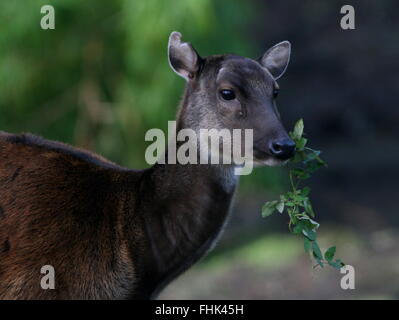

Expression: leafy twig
xmin=262 ymin=119 xmax=345 ymax=270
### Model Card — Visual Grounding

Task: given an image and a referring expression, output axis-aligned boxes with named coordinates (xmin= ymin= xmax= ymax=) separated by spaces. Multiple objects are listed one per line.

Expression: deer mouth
xmin=253 ymin=148 xmax=285 ymax=166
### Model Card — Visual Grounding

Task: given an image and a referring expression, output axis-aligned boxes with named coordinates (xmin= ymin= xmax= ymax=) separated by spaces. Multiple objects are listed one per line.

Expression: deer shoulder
xmin=0 ymin=132 xmax=142 ymax=299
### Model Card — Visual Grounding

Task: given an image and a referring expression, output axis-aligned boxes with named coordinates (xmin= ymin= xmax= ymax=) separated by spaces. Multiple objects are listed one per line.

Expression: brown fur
xmin=0 ymin=132 xmax=140 ymax=299
xmin=0 ymin=131 xmax=235 ymax=299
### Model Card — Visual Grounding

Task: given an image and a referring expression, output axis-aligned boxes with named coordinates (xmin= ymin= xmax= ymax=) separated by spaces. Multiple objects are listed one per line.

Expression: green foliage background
xmin=0 ymin=0 xmax=281 ymax=191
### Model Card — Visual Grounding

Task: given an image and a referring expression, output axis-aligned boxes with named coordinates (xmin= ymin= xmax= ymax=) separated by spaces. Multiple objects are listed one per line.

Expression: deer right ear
xmin=168 ymin=31 xmax=202 ymax=81
xmin=259 ymin=41 xmax=291 ymax=80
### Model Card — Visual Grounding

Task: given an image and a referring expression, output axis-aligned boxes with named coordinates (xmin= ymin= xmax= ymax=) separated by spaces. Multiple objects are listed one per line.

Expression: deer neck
xmin=138 ymin=91 xmax=239 ymax=296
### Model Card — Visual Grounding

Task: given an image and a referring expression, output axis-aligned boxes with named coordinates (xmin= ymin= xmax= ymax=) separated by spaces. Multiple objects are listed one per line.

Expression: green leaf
xmin=328 ymin=259 xmax=344 ymax=270
xmin=303 ymin=199 xmax=315 ymax=217
xmin=296 ymin=137 xmax=308 ymax=150
xmin=293 ymin=118 xmax=304 ymax=140
xmin=312 ymin=241 xmax=323 ymax=260
xmin=261 ymin=201 xmax=278 ymax=217
xmin=291 ymin=168 xmax=305 ymax=179
xmin=301 ymin=187 xmax=311 ymax=196
xmin=302 ymin=227 xmax=316 ymax=241
xmin=276 ymin=202 xmax=285 ymax=213
xmin=308 ymin=218 xmax=319 ymax=229
xmin=292 ymin=193 xmax=307 ymax=203
xmin=304 ymin=237 xmax=312 ymax=253
xmin=335 ymin=259 xmax=345 ymax=267
xmin=261 ymin=207 xmax=275 ymax=217
xmin=291 ymin=151 xmax=307 ymax=163
xmin=325 ymin=246 xmax=336 ymax=261
xmin=298 ymin=216 xmax=319 ymax=230
xmin=293 ymin=224 xmax=302 ymax=234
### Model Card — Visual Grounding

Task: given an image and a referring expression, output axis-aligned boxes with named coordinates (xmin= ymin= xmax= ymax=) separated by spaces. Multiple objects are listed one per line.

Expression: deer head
xmin=168 ymin=31 xmax=295 ymax=168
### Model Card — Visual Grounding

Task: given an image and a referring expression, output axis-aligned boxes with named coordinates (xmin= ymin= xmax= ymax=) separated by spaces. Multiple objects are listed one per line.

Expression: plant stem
xmin=289 ymin=170 xmax=296 ymax=192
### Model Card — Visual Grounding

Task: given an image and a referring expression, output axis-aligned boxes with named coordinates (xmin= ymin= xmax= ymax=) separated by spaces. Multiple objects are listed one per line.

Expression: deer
xmin=0 ymin=31 xmax=295 ymax=299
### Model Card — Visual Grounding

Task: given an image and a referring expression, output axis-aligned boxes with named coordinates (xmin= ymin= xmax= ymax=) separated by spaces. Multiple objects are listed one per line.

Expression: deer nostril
xmin=273 ymin=143 xmax=283 ymax=152
xmin=269 ymin=139 xmax=296 ymax=160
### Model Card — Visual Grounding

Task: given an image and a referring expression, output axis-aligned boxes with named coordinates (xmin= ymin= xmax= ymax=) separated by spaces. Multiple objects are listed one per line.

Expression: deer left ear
xmin=168 ymin=31 xmax=202 ymax=81
xmin=259 ymin=41 xmax=291 ymax=80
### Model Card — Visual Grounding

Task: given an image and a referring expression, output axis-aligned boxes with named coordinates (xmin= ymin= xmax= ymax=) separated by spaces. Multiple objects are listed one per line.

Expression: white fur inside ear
xmin=261 ymin=41 xmax=291 ymax=80
xmin=168 ymin=31 xmax=199 ymax=81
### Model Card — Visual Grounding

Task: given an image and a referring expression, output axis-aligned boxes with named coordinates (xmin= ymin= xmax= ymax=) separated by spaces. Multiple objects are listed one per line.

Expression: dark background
xmin=1 ymin=0 xmax=398 ymax=299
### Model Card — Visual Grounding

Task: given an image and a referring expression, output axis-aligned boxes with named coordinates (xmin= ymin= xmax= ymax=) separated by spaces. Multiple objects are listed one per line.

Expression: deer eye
xmin=220 ymin=89 xmax=236 ymax=101
xmin=273 ymin=88 xmax=279 ymax=98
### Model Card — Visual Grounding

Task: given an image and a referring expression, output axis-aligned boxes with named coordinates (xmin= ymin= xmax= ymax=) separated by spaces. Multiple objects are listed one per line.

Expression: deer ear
xmin=259 ymin=41 xmax=291 ymax=80
xmin=168 ymin=31 xmax=201 ymax=81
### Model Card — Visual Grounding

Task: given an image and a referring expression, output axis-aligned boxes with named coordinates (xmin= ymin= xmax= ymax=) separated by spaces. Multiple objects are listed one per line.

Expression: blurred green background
xmin=1 ymin=0 xmax=399 ymax=299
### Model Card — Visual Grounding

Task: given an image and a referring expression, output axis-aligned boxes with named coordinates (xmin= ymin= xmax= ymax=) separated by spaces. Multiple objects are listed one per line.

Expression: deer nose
xmin=269 ymin=138 xmax=296 ymax=160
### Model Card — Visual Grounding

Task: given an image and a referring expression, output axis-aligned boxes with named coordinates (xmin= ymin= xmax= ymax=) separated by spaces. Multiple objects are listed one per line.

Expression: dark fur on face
xmin=174 ymin=51 xmax=291 ymax=165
